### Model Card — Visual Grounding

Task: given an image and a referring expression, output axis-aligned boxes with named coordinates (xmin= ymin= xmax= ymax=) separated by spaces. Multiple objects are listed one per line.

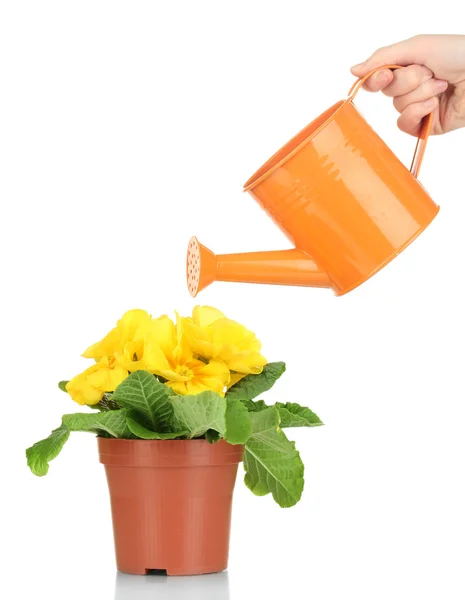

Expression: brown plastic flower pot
xmin=98 ymin=438 xmax=244 ymax=576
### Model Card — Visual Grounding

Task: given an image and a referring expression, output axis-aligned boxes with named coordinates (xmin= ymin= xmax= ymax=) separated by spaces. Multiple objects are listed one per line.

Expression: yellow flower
xmin=70 ymin=305 xmax=260 ymax=400
xmin=181 ymin=306 xmax=267 ymax=377
xmin=66 ymin=357 xmax=128 ymax=405
xmin=82 ymin=309 xmax=152 ymax=362
xmin=113 ymin=315 xmax=175 ymax=373
xmin=116 ymin=313 xmax=230 ymax=396
xmin=165 ymin=359 xmax=230 ymax=396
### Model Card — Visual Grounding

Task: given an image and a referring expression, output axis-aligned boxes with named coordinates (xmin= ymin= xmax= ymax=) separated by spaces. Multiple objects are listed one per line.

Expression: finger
xmin=382 ymin=64 xmax=434 ymax=97
xmin=361 ymin=64 xmax=432 ymax=94
xmin=351 ymin=35 xmax=428 ymax=77
xmin=393 ymin=79 xmax=448 ymax=113
xmin=362 ymin=68 xmax=394 ymax=92
xmin=397 ymin=96 xmax=439 ymax=136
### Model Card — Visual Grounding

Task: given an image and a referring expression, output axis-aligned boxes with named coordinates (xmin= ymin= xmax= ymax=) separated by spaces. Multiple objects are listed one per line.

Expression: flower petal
xmin=172 ymin=312 xmax=194 ymax=364
xmin=193 ymin=359 xmax=230 ymax=382
xmin=227 ymin=372 xmax=246 ymax=388
xmin=82 ymin=309 xmax=151 ymax=360
xmin=118 ymin=309 xmax=152 ymax=340
xmin=190 ymin=359 xmax=230 ymax=394
xmin=66 ymin=364 xmax=105 ymax=406
xmin=82 ymin=327 xmax=121 ymax=361
xmin=181 ymin=317 xmax=214 ymax=358
xmin=148 ymin=315 xmax=177 ymax=358
xmin=185 ymin=380 xmax=212 ymax=395
xmin=142 ymin=343 xmax=175 ymax=373
xmin=192 ymin=306 xmax=225 ymax=327
xmin=86 ymin=361 xmax=129 ymax=392
xmin=165 ymin=380 xmax=188 ymax=395
xmin=227 ymin=353 xmax=267 ymax=374
xmin=155 ymin=368 xmax=189 ymax=382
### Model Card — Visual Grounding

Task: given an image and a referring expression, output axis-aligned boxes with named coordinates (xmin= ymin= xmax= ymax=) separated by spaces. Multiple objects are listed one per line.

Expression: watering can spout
xmin=186 ymin=237 xmax=331 ymax=297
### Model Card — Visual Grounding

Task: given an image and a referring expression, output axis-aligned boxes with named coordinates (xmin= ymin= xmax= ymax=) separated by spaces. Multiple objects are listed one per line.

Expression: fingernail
xmin=435 ymin=79 xmax=448 ymax=91
xmin=373 ymin=71 xmax=389 ymax=84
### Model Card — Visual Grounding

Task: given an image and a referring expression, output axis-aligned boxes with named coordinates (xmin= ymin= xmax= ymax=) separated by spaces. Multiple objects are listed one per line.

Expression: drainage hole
xmin=145 ymin=568 xmax=168 ymax=576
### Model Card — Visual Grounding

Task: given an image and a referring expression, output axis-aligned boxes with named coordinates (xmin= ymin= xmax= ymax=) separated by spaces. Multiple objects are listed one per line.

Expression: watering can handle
xmin=347 ymin=64 xmax=433 ymax=179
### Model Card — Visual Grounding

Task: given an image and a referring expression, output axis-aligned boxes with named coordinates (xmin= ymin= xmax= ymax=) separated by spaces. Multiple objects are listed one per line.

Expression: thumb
xmin=351 ymin=37 xmax=427 ymax=77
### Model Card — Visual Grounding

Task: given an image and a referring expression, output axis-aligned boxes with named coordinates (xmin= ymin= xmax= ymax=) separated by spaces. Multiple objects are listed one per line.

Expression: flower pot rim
xmin=97 ymin=436 xmax=226 ymax=444
xmin=98 ymin=436 xmax=244 ymax=468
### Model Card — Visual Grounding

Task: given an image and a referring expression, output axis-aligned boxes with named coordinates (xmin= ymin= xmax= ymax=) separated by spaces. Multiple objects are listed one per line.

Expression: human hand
xmin=351 ymin=34 xmax=465 ymax=136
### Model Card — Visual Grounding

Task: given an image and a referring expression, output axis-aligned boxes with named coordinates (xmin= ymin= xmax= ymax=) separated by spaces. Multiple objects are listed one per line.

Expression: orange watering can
xmin=187 ymin=65 xmax=439 ymax=298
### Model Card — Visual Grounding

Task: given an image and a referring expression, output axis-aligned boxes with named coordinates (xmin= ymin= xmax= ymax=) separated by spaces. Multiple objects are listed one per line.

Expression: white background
xmin=1 ymin=2 xmax=464 ymax=599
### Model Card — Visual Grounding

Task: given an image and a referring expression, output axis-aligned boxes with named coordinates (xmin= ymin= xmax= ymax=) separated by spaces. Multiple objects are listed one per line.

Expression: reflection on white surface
xmin=115 ymin=570 xmax=230 ymax=600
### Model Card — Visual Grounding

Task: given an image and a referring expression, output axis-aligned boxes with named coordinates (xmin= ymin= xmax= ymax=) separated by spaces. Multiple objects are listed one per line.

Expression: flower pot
xmin=98 ymin=438 xmax=244 ymax=576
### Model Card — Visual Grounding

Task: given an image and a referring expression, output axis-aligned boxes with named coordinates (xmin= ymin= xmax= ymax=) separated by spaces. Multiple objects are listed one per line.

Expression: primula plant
xmin=26 ymin=306 xmax=323 ymax=507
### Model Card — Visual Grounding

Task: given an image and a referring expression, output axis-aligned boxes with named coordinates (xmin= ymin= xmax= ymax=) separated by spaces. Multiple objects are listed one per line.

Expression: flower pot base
xmin=117 ymin=564 xmax=227 ymax=576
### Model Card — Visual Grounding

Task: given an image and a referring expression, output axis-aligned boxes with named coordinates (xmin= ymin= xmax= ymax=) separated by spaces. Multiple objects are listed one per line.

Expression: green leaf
xmin=62 ymin=409 xmax=131 ymax=438
xmin=58 ymin=381 xmax=69 ymax=392
xmin=242 ymin=399 xmax=323 ymax=428
xmin=125 ymin=410 xmax=188 ymax=440
xmin=26 ymin=424 xmax=70 ymax=476
xmin=244 ymin=407 xmax=304 ymax=508
xmin=275 ymin=402 xmax=323 ymax=428
xmin=170 ymin=391 xmax=253 ymax=443
xmin=225 ymin=397 xmax=253 ymax=444
xmin=205 ymin=429 xmax=221 ymax=444
xmin=242 ymin=399 xmax=268 ymax=412
xmin=226 ymin=362 xmax=286 ymax=401
xmin=112 ymin=370 xmax=173 ymax=431
xmin=170 ymin=391 xmax=227 ymax=439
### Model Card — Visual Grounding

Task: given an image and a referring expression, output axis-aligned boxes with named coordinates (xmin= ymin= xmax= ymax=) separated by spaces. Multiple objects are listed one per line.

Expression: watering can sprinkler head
xmin=187 ymin=65 xmax=440 ymax=299
xmin=187 ymin=237 xmax=217 ymax=298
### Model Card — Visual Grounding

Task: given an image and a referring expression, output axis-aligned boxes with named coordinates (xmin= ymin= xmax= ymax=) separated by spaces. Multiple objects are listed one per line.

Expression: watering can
xmin=187 ymin=65 xmax=439 ymax=298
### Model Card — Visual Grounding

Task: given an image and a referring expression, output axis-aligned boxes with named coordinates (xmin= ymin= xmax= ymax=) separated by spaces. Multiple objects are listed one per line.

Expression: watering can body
xmin=187 ymin=65 xmax=439 ymax=298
